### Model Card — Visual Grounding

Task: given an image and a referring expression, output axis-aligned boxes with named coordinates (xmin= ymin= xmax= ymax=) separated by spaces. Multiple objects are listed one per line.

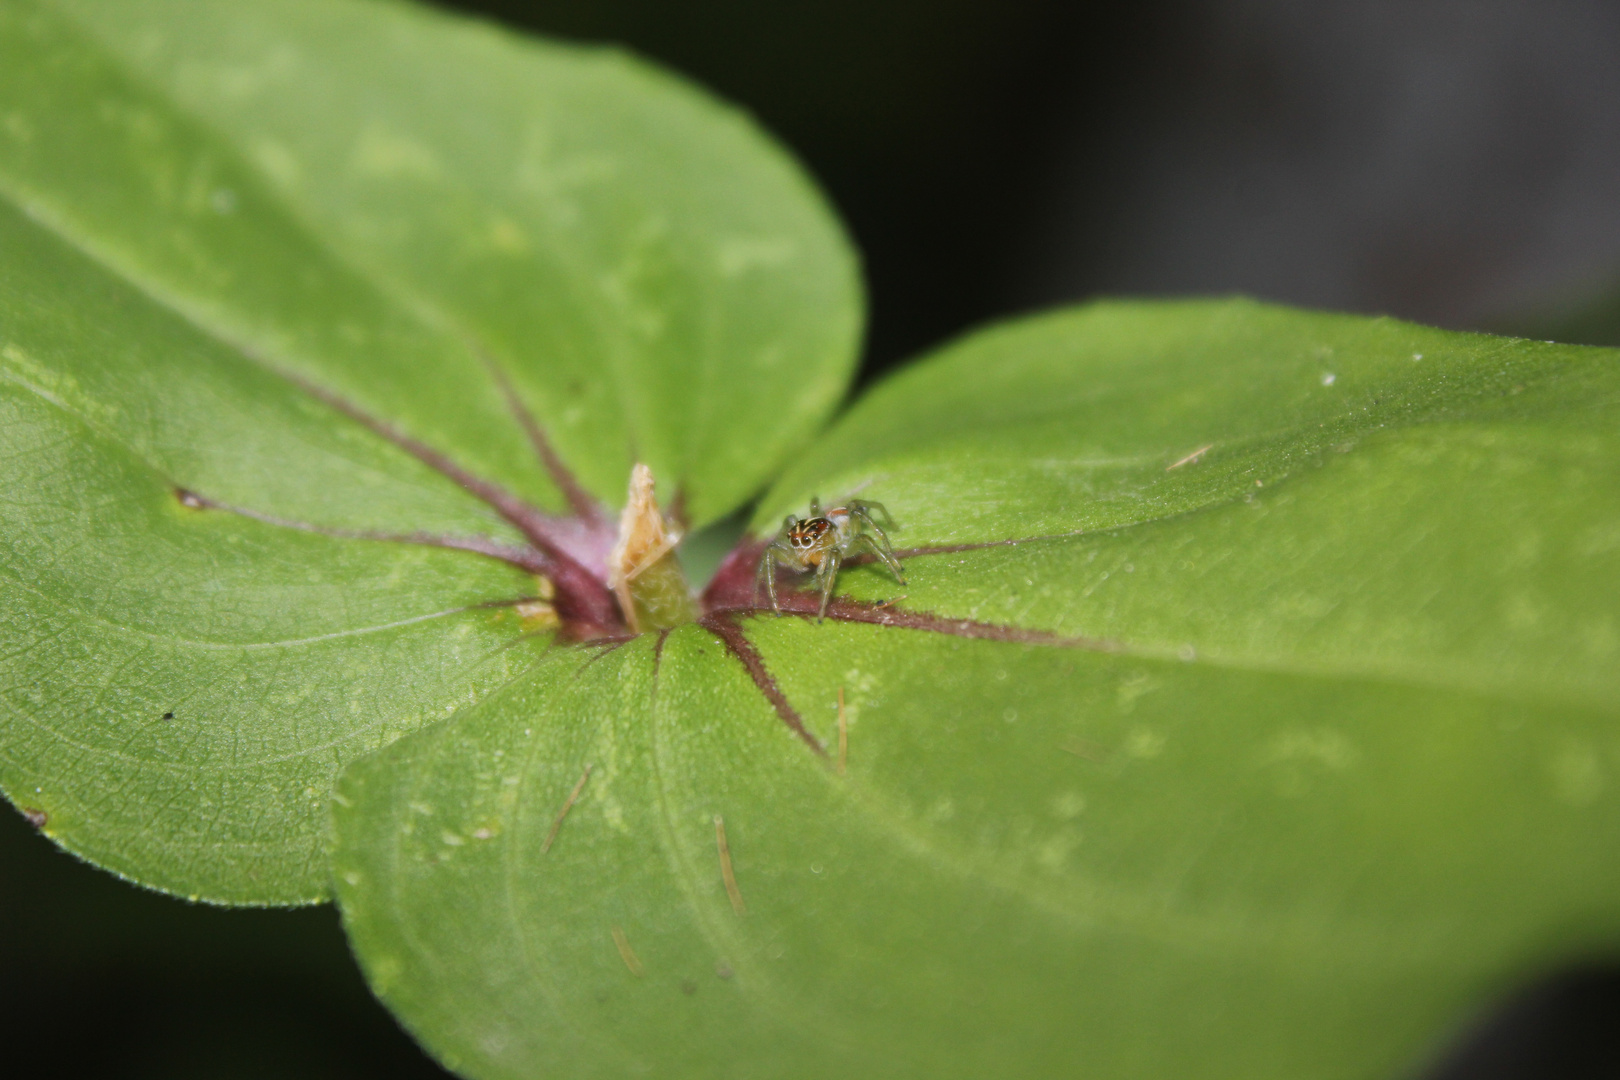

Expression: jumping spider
xmin=757 ymin=498 xmax=906 ymax=621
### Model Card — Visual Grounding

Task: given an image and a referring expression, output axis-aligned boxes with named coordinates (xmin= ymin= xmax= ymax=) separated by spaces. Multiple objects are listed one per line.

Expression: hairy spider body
xmin=757 ymin=498 xmax=906 ymax=621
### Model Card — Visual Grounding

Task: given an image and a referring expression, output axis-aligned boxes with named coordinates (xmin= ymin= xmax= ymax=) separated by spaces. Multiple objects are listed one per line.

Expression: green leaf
xmin=7 ymin=0 xmax=1620 ymax=1073
xmin=332 ymin=302 xmax=1620 ymax=1078
xmin=0 ymin=0 xmax=858 ymax=902
xmin=764 ymin=301 xmax=1620 ymax=706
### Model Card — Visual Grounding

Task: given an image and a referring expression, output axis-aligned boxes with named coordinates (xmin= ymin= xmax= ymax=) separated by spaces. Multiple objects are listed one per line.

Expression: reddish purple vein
xmin=270 ymin=368 xmax=620 ymax=635
xmin=699 ymin=614 xmax=826 ymax=757
xmin=182 ymin=366 xmax=1117 ymax=751
xmin=480 ymin=358 xmax=608 ymax=527
xmin=173 ymin=487 xmax=553 ymax=577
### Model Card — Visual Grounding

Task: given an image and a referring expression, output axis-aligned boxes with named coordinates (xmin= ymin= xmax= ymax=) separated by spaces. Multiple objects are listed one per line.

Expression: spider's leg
xmin=849 ymin=507 xmax=904 ymax=580
xmin=850 ymin=531 xmax=906 ymax=584
xmin=761 ymin=545 xmax=783 ymax=614
xmin=816 ymin=549 xmax=842 ymax=622
xmin=848 ymin=504 xmax=892 ymax=545
xmin=758 ymin=528 xmax=795 ymax=614
xmin=850 ymin=499 xmax=896 ymax=530
xmin=852 ymin=531 xmax=907 ymax=585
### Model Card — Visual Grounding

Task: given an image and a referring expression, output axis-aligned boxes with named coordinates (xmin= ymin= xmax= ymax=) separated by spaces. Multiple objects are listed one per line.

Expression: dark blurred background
xmin=441 ymin=0 xmax=1620 ymax=385
xmin=6 ymin=0 xmax=1620 ymax=1076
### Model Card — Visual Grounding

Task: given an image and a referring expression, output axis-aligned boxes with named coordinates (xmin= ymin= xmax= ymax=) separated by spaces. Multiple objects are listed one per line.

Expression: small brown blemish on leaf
xmin=681 ymin=980 xmax=697 ymax=996
xmin=611 ymin=926 xmax=645 ymax=977
xmin=161 ymin=711 xmax=175 ymax=720
xmin=542 ymin=764 xmax=592 ymax=854
xmin=715 ymin=961 xmax=734 ymax=980
xmin=1166 ymin=444 xmax=1213 ymax=470
xmin=174 ymin=487 xmax=210 ymax=509
xmin=1060 ymin=737 xmax=1112 ymax=762
xmin=21 ymin=807 xmax=47 ymax=829
xmin=837 ymin=686 xmax=848 ymax=777
xmin=714 ymin=815 xmax=748 ymax=916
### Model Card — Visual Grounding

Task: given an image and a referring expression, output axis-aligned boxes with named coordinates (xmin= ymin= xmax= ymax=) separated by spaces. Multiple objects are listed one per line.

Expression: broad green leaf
xmin=763 ymin=301 xmax=1620 ymax=707
xmin=332 ymin=303 xmax=1620 ymax=1079
xmin=0 ymin=0 xmax=858 ymax=902
xmin=7 ymin=0 xmax=1620 ymax=1073
xmin=19 ymin=0 xmax=859 ymax=522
